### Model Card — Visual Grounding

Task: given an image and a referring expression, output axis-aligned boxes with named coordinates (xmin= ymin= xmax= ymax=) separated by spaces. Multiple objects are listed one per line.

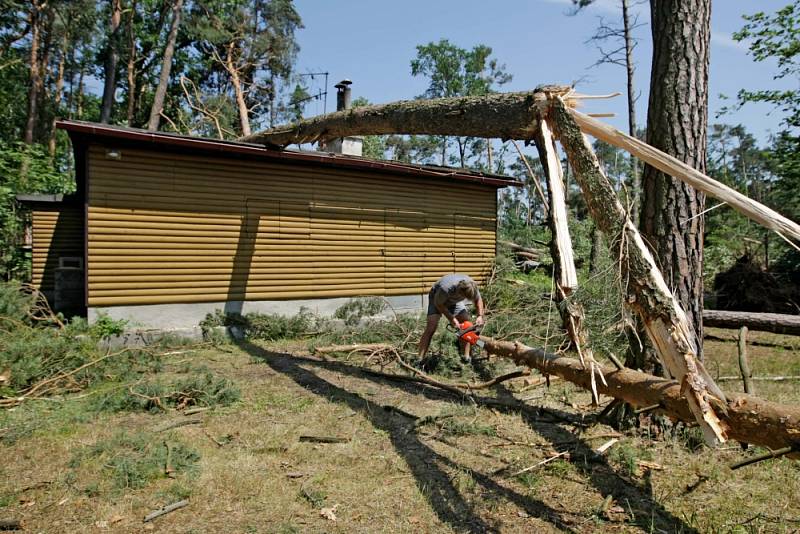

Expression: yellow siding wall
xmin=87 ymin=146 xmax=497 ymax=306
xmin=32 ymin=205 xmax=84 ymax=294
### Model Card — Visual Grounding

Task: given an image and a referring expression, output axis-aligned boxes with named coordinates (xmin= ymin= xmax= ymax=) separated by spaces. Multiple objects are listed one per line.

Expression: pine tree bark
xmin=147 ymin=0 xmax=183 ymax=131
xmin=241 ymin=89 xmax=563 ymax=145
xmin=100 ymin=0 xmax=122 ymax=124
xmin=639 ymin=0 xmax=711 ymax=362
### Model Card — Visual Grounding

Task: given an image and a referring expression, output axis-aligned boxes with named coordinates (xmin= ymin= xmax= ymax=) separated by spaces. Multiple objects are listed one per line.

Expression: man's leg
xmin=455 ymin=310 xmax=471 ymax=362
xmin=418 ymin=314 xmax=441 ymax=359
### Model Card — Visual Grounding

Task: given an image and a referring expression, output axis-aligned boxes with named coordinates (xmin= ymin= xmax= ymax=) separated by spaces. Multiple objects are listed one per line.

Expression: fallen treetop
xmin=480 ymin=336 xmax=800 ymax=453
xmin=240 ymin=86 xmax=569 ymax=146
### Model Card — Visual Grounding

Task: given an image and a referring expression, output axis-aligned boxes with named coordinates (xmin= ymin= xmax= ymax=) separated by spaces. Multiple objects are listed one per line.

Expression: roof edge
xmin=16 ymin=194 xmax=64 ymax=203
xmin=56 ymin=120 xmax=521 ymax=188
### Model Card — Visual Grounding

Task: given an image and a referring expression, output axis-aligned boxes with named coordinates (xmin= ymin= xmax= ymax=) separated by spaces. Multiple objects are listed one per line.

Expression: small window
xmin=59 ymin=257 xmax=84 ymax=270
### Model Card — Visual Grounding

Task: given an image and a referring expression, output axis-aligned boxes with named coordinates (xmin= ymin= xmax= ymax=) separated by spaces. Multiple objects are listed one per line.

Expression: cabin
xmin=20 ymin=120 xmax=518 ymax=329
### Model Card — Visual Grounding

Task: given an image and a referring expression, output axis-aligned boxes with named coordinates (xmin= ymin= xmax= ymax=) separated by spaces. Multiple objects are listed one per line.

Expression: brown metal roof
xmin=57 ymin=120 xmax=520 ymax=188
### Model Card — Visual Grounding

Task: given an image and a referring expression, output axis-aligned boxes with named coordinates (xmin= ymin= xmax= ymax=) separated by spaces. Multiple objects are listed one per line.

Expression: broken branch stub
xmin=548 ymin=97 xmax=727 ymax=446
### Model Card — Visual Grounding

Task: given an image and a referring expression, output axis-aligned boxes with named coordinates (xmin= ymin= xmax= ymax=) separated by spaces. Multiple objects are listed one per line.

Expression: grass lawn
xmin=2 ymin=326 xmax=799 ymax=533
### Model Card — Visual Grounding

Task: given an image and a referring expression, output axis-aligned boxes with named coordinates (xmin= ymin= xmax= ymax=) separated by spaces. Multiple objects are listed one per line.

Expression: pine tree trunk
xmin=638 ymin=0 xmax=711 ymax=364
xmin=48 ymin=33 xmax=67 ymax=157
xmin=125 ymin=0 xmax=137 ymax=126
xmin=76 ymin=68 xmax=84 ymax=119
xmin=100 ymin=0 xmax=122 ymax=124
xmin=24 ymin=1 xmax=41 ymax=144
xmin=226 ymin=44 xmax=251 ymax=137
xmin=622 ymin=0 xmax=640 ymax=225
xmin=479 ymin=335 xmax=800 ymax=453
xmin=147 ymin=0 xmax=183 ymax=131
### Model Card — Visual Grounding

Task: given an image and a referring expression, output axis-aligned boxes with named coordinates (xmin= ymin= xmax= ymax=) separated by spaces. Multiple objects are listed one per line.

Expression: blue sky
xmin=291 ymin=0 xmax=794 ymax=145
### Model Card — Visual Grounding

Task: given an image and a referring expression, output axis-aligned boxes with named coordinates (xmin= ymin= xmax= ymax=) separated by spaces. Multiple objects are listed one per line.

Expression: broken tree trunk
xmin=703 ymin=310 xmax=800 ymax=337
xmin=533 ymin=120 xmax=604 ymax=402
xmin=245 ymin=89 xmax=800 ymax=245
xmin=568 ymin=108 xmax=800 ymax=244
xmin=240 ymin=88 xmax=566 ymax=146
xmin=480 ymin=336 xmax=800 ymax=453
xmin=548 ymin=97 xmax=727 ymax=446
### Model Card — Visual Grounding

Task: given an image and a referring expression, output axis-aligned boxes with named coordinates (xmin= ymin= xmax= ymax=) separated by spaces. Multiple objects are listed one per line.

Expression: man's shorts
xmin=427 ymin=287 xmax=468 ymax=317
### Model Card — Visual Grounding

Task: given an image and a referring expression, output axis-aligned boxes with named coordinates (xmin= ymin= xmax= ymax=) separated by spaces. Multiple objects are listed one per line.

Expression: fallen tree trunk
xmin=548 ymin=98 xmax=727 ymax=445
xmin=240 ymin=89 xmax=564 ymax=146
xmin=244 ymin=89 xmax=800 ymax=244
xmin=480 ymin=336 xmax=800 ymax=453
xmin=703 ymin=310 xmax=800 ymax=336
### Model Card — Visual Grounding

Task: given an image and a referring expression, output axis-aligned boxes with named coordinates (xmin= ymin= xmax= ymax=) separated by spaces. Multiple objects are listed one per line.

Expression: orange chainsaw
xmin=454 ymin=321 xmax=485 ymax=348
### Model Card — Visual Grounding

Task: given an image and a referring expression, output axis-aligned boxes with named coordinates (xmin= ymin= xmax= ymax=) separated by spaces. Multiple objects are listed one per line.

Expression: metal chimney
xmin=335 ymin=79 xmax=352 ymax=111
xmin=323 ymin=79 xmax=362 ymax=157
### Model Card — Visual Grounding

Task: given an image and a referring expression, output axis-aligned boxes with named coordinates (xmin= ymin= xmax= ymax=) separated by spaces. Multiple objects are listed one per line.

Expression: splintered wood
xmin=548 ymin=97 xmax=728 ymax=446
xmin=533 ymin=119 xmax=606 ymax=404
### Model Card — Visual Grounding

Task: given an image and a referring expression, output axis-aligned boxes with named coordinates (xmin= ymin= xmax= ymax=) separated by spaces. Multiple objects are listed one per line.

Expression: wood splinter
xmin=143 ymin=499 xmax=189 ymax=523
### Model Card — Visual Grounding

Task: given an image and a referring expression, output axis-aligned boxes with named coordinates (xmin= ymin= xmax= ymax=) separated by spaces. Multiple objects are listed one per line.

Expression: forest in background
xmin=0 ymin=0 xmax=798 ymax=314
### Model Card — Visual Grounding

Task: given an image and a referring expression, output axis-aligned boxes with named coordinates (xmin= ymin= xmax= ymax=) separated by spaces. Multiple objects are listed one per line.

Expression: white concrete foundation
xmin=89 ymin=294 xmax=428 ymax=330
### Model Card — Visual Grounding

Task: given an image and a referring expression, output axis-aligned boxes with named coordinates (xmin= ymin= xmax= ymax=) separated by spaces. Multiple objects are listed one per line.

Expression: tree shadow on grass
xmin=470 ymin=359 xmax=699 ymax=534
xmin=245 ymin=344 xmax=698 ymax=533
xmin=239 ymin=341 xmax=578 ymax=533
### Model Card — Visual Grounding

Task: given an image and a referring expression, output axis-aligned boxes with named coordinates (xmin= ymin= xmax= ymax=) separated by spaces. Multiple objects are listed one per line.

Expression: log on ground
xmin=704 ymin=310 xmax=800 ymax=336
xmin=480 ymin=336 xmax=800 ymax=453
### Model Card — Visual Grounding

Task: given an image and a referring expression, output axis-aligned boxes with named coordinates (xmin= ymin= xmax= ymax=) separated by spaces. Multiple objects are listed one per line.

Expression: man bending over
xmin=418 ymin=273 xmax=485 ymax=363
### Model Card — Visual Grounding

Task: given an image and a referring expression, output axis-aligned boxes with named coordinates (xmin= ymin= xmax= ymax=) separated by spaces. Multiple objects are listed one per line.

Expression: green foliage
xmin=298 ymin=485 xmax=328 ymax=509
xmin=0 ymin=280 xmax=35 ymax=322
xmin=0 ymin=141 xmax=73 ymax=280
xmin=729 ymin=3 xmax=800 ymax=275
xmin=189 ymin=0 xmax=304 ymax=133
xmin=409 ymin=39 xmax=511 ymax=168
xmin=88 ymin=311 xmax=128 ymax=339
xmin=200 ymin=308 xmax=314 ymax=340
xmin=440 ymin=419 xmax=497 ymax=437
xmin=0 ymin=283 xmax=161 ymax=396
xmin=606 ymin=441 xmax=654 ymax=477
xmin=71 ymin=432 xmax=199 ymax=492
xmin=411 ymin=39 xmax=511 ymax=100
xmin=333 ymin=297 xmax=386 ymax=326
xmin=94 ymin=370 xmax=240 ymax=413
xmin=733 ymin=3 xmax=800 ymax=132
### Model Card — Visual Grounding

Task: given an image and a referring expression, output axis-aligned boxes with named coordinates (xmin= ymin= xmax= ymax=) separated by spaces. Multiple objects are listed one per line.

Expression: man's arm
xmin=474 ymin=296 xmax=485 ymax=326
xmin=433 ymin=290 xmax=460 ymax=328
